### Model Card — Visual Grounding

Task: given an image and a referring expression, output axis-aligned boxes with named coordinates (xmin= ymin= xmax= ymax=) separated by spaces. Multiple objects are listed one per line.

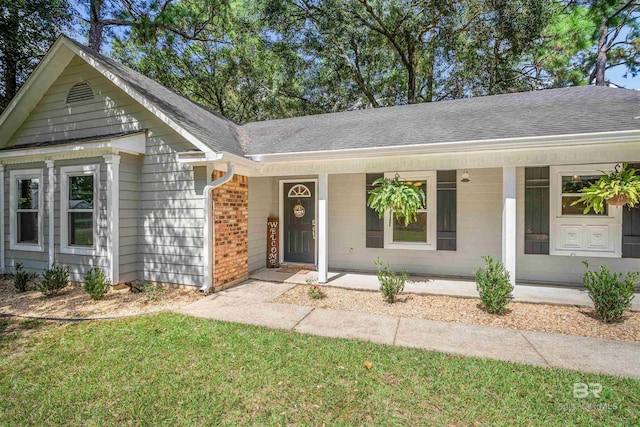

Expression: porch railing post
xmin=318 ymin=173 xmax=329 ymax=283
xmin=502 ymin=166 xmax=517 ymax=286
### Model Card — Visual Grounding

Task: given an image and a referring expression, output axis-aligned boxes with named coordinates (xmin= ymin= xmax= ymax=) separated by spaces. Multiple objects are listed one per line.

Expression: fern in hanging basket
xmin=367 ymin=174 xmax=425 ymax=226
xmin=571 ymin=163 xmax=640 ymax=214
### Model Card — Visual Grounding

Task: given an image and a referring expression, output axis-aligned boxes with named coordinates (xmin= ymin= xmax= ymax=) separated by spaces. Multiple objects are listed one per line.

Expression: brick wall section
xmin=212 ymin=170 xmax=249 ymax=291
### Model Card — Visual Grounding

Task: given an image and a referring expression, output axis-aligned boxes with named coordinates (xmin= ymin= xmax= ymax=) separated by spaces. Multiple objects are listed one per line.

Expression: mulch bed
xmin=274 ymin=285 xmax=640 ymax=342
xmin=0 ymin=276 xmax=204 ymax=319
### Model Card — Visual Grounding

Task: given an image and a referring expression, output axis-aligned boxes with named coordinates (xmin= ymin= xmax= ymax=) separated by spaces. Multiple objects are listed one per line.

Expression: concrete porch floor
xmin=249 ymin=268 xmax=640 ymax=312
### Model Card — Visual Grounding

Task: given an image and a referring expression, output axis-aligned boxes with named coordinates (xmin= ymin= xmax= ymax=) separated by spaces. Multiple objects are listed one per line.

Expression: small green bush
xmin=582 ymin=261 xmax=637 ymax=323
xmin=13 ymin=263 xmax=37 ymax=293
xmin=475 ymin=256 xmax=513 ymax=315
xmin=142 ymin=282 xmax=164 ymax=302
xmin=83 ymin=267 xmax=111 ymax=300
xmin=375 ymin=258 xmax=408 ymax=303
xmin=36 ymin=265 xmax=69 ymax=297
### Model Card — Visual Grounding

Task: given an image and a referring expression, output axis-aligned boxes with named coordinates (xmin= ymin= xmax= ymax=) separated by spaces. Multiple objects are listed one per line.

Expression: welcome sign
xmin=267 ymin=218 xmax=279 ymax=268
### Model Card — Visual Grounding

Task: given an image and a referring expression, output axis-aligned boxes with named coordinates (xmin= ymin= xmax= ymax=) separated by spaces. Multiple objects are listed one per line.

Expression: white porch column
xmin=45 ymin=160 xmax=55 ymax=267
xmin=502 ymin=166 xmax=516 ymax=286
xmin=318 ymin=173 xmax=329 ymax=283
xmin=104 ymin=154 xmax=120 ymax=285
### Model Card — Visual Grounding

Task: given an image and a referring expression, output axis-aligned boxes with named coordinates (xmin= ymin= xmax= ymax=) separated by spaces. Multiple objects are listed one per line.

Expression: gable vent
xmin=66 ymin=81 xmax=94 ymax=104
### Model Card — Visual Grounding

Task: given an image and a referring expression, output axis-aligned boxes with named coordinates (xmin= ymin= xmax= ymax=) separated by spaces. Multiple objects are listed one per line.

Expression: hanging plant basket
xmin=572 ymin=163 xmax=640 ymax=214
xmin=367 ymin=174 xmax=425 ymax=226
xmin=607 ymin=193 xmax=629 ymax=206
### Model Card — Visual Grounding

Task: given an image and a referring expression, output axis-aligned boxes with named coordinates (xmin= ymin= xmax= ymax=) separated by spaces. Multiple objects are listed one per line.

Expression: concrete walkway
xmin=250 ymin=268 xmax=640 ymax=311
xmin=179 ymin=280 xmax=640 ymax=379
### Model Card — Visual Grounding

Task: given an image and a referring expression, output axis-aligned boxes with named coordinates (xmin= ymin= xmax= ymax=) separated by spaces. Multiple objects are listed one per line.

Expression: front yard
xmin=1 ymin=313 xmax=638 ymax=425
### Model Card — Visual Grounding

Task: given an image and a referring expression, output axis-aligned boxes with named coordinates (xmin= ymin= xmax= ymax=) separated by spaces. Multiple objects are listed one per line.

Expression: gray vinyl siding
xmin=54 ymin=158 xmax=109 ymax=282
xmin=119 ymin=153 xmax=140 ymax=283
xmin=4 ymin=57 xmax=206 ymax=286
xmin=8 ymin=56 xmax=144 ymax=147
xmin=137 ymin=131 xmax=205 ymax=286
xmin=3 ymin=163 xmax=49 ymax=274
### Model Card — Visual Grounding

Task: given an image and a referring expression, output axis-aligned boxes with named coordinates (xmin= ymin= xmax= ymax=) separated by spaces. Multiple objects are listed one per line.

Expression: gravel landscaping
xmin=0 ymin=276 xmax=204 ymax=319
xmin=274 ymin=285 xmax=640 ymax=342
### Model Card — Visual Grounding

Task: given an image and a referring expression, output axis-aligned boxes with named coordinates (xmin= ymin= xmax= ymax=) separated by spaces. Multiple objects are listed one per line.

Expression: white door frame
xmin=279 ymin=179 xmax=318 ymax=266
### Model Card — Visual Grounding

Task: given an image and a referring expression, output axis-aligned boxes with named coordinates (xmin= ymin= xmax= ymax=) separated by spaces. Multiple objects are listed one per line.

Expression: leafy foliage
xmin=307 ymin=285 xmax=327 ymax=300
xmin=142 ymin=282 xmax=165 ymax=302
xmin=367 ymin=174 xmax=425 ymax=226
xmin=475 ymin=256 xmax=513 ymax=315
xmin=582 ymin=261 xmax=637 ymax=324
xmin=374 ymin=258 xmax=408 ymax=303
xmin=83 ymin=267 xmax=111 ymax=300
xmin=572 ymin=164 xmax=640 ymax=214
xmin=0 ymin=0 xmax=71 ymax=112
xmin=36 ymin=265 xmax=69 ymax=297
xmin=13 ymin=262 xmax=37 ymax=293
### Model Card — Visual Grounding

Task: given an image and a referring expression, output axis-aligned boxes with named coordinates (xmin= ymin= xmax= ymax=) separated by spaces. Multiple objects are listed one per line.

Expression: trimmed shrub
xmin=475 ymin=256 xmax=513 ymax=315
xmin=582 ymin=261 xmax=637 ymax=323
xmin=13 ymin=263 xmax=37 ymax=293
xmin=375 ymin=258 xmax=408 ymax=303
xmin=83 ymin=267 xmax=111 ymax=300
xmin=36 ymin=265 xmax=69 ymax=297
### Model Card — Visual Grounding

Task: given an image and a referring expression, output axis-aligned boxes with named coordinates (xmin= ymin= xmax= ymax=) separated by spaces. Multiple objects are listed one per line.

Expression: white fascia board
xmin=176 ymin=150 xmax=262 ymax=171
xmin=0 ymin=132 xmax=146 ymax=162
xmin=247 ymin=130 xmax=640 ymax=162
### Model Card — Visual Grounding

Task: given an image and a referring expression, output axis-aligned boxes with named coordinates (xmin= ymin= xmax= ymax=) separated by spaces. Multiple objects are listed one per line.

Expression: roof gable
xmin=0 ymin=36 xmax=245 ymax=156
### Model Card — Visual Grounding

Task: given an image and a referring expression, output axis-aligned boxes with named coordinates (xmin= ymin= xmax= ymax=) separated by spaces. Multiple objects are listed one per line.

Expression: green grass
xmin=1 ymin=313 xmax=638 ymax=426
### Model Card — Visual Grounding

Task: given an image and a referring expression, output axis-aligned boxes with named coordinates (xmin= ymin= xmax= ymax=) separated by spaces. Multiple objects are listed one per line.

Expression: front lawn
xmin=1 ymin=313 xmax=638 ymax=425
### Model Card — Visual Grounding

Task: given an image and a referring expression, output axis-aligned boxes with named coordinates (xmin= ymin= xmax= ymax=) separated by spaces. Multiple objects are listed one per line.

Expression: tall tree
xmin=111 ymin=0 xmax=319 ymax=122
xmin=586 ymin=0 xmax=639 ymax=85
xmin=82 ymin=0 xmax=228 ymax=52
xmin=0 ymin=0 xmax=71 ymax=113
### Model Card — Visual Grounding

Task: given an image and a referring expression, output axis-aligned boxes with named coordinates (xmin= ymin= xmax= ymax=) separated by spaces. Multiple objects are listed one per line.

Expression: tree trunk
xmin=407 ymin=41 xmax=416 ymax=104
xmin=592 ymin=18 xmax=608 ymax=86
xmin=89 ymin=0 xmax=105 ymax=52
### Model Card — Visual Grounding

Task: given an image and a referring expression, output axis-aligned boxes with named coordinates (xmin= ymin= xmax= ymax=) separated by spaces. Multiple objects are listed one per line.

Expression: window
xmin=9 ymin=169 xmax=43 ymax=251
xmin=560 ymin=175 xmax=607 ymax=216
xmin=549 ymin=164 xmax=621 ymax=258
xmin=623 ymin=163 xmax=640 ymax=258
xmin=384 ymin=171 xmax=437 ymax=250
xmin=61 ymin=165 xmax=99 ymax=254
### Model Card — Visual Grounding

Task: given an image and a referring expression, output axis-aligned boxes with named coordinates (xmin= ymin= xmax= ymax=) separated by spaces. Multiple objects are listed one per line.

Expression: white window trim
xmin=60 ymin=164 xmax=100 ymax=255
xmin=383 ymin=171 xmax=437 ymax=251
xmin=549 ymin=164 xmax=622 ymax=258
xmin=9 ymin=169 xmax=44 ymax=252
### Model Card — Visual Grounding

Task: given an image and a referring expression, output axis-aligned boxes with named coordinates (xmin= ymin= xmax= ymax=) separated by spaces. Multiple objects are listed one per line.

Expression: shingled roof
xmin=241 ymin=86 xmax=640 ymax=156
xmin=66 ymin=37 xmax=246 ymax=156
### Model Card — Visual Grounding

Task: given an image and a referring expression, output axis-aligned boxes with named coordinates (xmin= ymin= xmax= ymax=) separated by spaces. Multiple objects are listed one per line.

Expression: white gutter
xmin=200 ymin=161 xmax=235 ymax=292
xmin=247 ymin=129 xmax=640 ymax=162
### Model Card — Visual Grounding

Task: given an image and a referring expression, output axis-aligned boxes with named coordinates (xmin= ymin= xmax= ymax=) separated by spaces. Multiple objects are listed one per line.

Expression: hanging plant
xmin=571 ymin=163 xmax=640 ymax=214
xmin=367 ymin=174 xmax=425 ymax=226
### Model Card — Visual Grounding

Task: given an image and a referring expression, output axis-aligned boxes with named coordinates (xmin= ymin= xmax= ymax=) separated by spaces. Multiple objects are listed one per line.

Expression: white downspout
xmin=0 ymin=164 xmax=4 ymax=273
xmin=45 ymin=160 xmax=55 ymax=267
xmin=200 ymin=161 xmax=235 ymax=292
